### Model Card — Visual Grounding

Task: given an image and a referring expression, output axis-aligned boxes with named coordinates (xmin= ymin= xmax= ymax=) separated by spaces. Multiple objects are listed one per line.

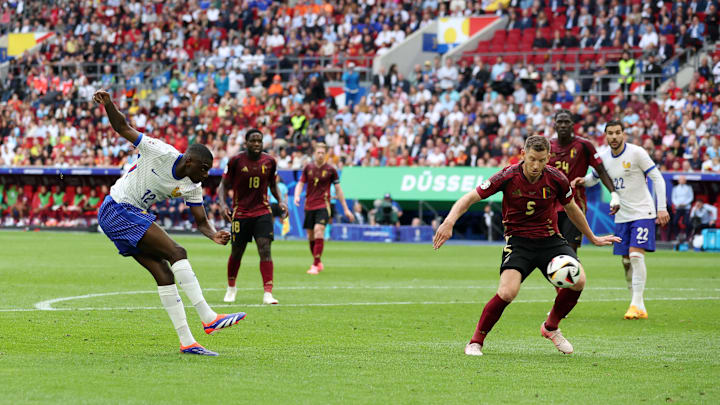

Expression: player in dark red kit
xmin=293 ymin=143 xmax=354 ymax=274
xmin=219 ymin=129 xmax=288 ymax=304
xmin=549 ymin=110 xmax=620 ymax=251
xmin=433 ymin=136 xmax=620 ymax=357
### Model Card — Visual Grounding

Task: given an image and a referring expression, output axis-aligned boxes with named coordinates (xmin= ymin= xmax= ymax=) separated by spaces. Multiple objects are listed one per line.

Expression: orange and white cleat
xmin=624 ymin=305 xmax=648 ymax=319
xmin=306 ymin=265 xmax=320 ymax=275
xmin=316 ymin=262 xmax=324 ymax=272
xmin=541 ymin=323 xmax=573 ymax=354
xmin=202 ymin=312 xmax=246 ymax=335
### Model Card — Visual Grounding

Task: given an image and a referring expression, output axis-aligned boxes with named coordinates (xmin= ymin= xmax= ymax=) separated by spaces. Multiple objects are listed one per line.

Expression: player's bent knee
xmin=570 ymin=268 xmax=586 ymax=291
xmin=497 ymin=282 xmax=520 ymax=302
xmin=256 ymin=241 xmax=272 ymax=261
xmin=156 ymin=270 xmax=175 ymax=286
xmin=258 ymin=249 xmax=271 ymax=261
xmin=497 ymin=288 xmax=517 ymax=302
xmin=169 ymin=246 xmax=187 ymax=263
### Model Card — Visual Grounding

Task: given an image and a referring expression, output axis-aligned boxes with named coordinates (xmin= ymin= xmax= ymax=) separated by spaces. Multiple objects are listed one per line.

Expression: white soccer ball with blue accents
xmin=547 ymin=255 xmax=581 ymax=288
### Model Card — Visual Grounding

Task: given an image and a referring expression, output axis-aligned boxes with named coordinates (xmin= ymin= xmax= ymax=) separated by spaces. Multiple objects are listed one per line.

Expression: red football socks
xmin=313 ymin=238 xmax=324 ymax=266
xmin=260 ymin=261 xmax=274 ymax=293
xmin=470 ymin=294 xmax=510 ymax=345
xmin=545 ymin=288 xmax=582 ymax=330
xmin=227 ymin=255 xmax=241 ymax=287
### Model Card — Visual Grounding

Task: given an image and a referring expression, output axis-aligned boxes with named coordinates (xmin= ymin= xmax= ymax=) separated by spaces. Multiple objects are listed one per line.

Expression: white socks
xmin=171 ymin=259 xmax=217 ymax=324
xmin=622 ymin=257 xmax=633 ymax=290
xmin=157 ymin=284 xmax=195 ymax=347
xmin=629 ymin=252 xmax=647 ymax=310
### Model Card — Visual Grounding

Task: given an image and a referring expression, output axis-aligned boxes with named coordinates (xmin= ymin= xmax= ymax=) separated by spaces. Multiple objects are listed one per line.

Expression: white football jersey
xmin=592 ymin=143 xmax=665 ymax=223
xmin=110 ymin=134 xmax=203 ymax=210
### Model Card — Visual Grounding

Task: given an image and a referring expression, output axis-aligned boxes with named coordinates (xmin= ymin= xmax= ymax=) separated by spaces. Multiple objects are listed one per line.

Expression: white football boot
xmin=464 ymin=343 xmax=483 ymax=356
xmin=223 ymin=286 xmax=237 ymax=303
xmin=263 ymin=292 xmax=279 ymax=305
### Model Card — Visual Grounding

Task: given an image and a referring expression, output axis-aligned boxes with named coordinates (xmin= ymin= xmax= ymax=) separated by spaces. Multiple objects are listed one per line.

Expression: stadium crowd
xmin=1 ymin=0 xmax=720 ymax=237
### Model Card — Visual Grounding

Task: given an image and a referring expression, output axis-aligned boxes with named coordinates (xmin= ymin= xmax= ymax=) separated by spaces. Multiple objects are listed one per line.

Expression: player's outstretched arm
xmin=564 ymin=199 xmax=621 ymax=246
xmin=293 ymin=180 xmax=304 ymax=207
xmin=334 ymin=184 xmax=354 ymax=222
xmin=190 ymin=205 xmax=230 ymax=245
xmin=93 ymin=90 xmax=140 ymax=145
xmin=595 ymin=164 xmax=620 ymax=215
xmin=572 ymin=170 xmax=599 ymax=188
xmin=433 ymin=190 xmax=483 ymax=250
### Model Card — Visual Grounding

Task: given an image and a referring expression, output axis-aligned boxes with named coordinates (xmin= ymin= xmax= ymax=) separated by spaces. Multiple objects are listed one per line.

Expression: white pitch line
xmin=34 ymin=290 xmax=161 ymax=310
xmin=31 ymin=285 xmax=720 ymax=311
xmin=0 ymin=296 xmax=715 ymax=313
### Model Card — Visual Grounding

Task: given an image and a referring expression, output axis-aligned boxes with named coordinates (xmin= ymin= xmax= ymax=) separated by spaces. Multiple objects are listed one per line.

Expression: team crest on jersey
xmin=622 ymin=161 xmax=631 ymax=169
xmin=480 ymin=180 xmax=491 ymax=190
xmin=321 ymin=170 xmax=326 ymax=177
xmin=241 ymin=166 xmax=249 ymax=172
xmin=171 ymin=187 xmax=182 ymax=198
xmin=512 ymin=189 xmax=523 ymax=197
xmin=542 ymin=186 xmax=553 ymax=199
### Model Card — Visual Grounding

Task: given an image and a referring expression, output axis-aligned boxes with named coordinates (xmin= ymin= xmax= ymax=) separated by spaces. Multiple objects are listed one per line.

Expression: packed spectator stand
xmin=1 ymin=0 xmax=720 ymax=238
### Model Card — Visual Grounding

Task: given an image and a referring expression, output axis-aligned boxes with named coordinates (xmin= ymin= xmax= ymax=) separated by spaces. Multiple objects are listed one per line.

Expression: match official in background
xmin=671 ymin=175 xmax=693 ymax=240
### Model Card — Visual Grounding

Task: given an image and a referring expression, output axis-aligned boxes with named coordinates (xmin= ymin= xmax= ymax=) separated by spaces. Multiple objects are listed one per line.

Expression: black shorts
xmin=270 ymin=203 xmax=282 ymax=218
xmin=303 ymin=208 xmax=330 ymax=229
xmin=558 ymin=211 xmax=583 ymax=245
xmin=500 ymin=234 xmax=579 ymax=282
xmin=231 ymin=214 xmax=274 ymax=244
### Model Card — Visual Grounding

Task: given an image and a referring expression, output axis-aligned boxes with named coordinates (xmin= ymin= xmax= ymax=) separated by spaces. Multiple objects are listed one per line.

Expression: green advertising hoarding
xmin=340 ymin=167 xmax=503 ymax=202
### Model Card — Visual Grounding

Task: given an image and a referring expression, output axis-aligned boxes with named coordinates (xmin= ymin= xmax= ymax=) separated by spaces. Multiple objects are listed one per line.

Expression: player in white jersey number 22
xmin=573 ymin=120 xmax=669 ymax=320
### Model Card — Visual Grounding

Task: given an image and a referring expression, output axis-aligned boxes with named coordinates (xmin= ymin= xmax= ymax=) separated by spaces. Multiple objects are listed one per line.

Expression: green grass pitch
xmin=0 ymin=231 xmax=718 ymax=404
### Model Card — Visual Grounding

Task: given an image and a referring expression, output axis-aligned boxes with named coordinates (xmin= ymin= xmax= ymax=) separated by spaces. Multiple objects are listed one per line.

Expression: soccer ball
xmin=546 ymin=255 xmax=581 ymax=288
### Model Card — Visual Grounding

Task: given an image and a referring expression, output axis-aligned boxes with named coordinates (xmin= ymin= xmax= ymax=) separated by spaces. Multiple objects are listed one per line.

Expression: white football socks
xmin=157 ymin=284 xmax=195 ymax=347
xmin=629 ymin=252 xmax=647 ymax=311
xmin=170 ymin=259 xmax=217 ymax=323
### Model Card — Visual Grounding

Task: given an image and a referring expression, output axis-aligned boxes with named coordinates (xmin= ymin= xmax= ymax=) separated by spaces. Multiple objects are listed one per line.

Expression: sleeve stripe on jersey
xmin=495 ymin=166 xmax=518 ymax=187
xmin=643 ymin=165 xmax=656 ymax=176
xmin=133 ymin=133 xmax=144 ymax=147
xmin=592 ymin=170 xmax=600 ymax=178
xmin=546 ymin=166 xmax=568 ymax=182
xmin=185 ymin=202 xmax=203 ymax=206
